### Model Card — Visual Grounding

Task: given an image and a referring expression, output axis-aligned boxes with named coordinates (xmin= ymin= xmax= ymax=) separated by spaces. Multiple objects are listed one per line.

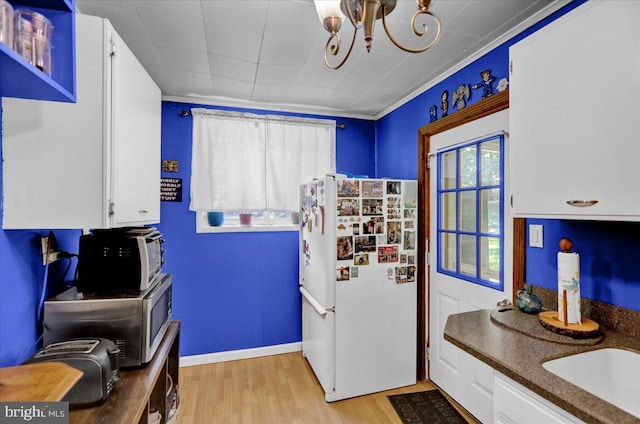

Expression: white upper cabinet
xmin=2 ymin=14 xmax=161 ymax=229
xmin=509 ymin=0 xmax=640 ymax=221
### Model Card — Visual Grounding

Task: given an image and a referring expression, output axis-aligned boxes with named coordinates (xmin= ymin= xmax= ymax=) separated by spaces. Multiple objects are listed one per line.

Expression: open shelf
xmin=69 ymin=321 xmax=181 ymax=424
xmin=0 ymin=0 xmax=75 ymax=102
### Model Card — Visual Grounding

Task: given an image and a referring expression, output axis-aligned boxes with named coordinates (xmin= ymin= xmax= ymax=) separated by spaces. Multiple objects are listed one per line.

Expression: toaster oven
xmin=76 ymin=226 xmax=164 ymax=294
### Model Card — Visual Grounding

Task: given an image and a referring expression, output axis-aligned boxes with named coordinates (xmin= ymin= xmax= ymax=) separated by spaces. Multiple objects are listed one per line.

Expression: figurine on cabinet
xmin=429 ymin=105 xmax=437 ymax=122
xmin=496 ymin=77 xmax=509 ymax=92
xmin=440 ymin=90 xmax=449 ymax=117
xmin=452 ymin=84 xmax=470 ymax=111
xmin=472 ymin=69 xmax=496 ymax=99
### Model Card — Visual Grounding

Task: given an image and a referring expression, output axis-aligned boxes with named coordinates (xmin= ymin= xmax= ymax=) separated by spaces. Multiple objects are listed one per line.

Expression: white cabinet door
xmin=494 ymin=374 xmax=584 ymax=424
xmin=110 ymin=27 xmax=161 ymax=227
xmin=509 ymin=1 xmax=640 ymax=221
xmin=1 ymin=14 xmax=160 ymax=229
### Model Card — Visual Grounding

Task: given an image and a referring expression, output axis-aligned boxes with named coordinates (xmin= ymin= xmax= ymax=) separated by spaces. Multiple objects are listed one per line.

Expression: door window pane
xmin=480 ymin=188 xmax=500 ymax=234
xmin=480 ymin=236 xmax=500 ymax=283
xmin=459 ymin=146 xmax=477 ymax=188
xmin=441 ymin=232 xmax=457 ymax=272
xmin=441 ymin=151 xmax=457 ymax=189
xmin=480 ymin=139 xmax=501 ymax=186
xmin=459 ymin=234 xmax=476 ymax=277
xmin=441 ymin=192 xmax=456 ymax=230
xmin=459 ymin=191 xmax=476 ymax=232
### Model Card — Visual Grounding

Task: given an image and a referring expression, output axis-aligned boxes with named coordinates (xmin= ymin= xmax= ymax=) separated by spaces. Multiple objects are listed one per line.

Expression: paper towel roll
xmin=558 ymin=252 xmax=581 ymax=324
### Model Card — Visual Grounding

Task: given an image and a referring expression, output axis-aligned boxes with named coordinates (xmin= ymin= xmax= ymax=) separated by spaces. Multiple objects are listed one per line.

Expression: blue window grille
xmin=436 ymin=133 xmax=504 ymax=291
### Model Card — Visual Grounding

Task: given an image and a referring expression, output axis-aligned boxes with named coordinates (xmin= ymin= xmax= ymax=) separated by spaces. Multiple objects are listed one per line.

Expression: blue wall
xmin=156 ymin=102 xmax=375 ymax=356
xmin=525 ymin=219 xmax=640 ymax=311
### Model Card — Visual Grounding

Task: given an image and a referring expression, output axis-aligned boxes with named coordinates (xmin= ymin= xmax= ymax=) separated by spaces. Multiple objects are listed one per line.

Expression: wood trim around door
xmin=416 ymin=89 xmax=524 ymax=380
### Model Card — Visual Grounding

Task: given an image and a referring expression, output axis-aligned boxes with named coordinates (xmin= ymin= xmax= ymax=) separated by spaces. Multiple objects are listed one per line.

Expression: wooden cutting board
xmin=539 ymin=311 xmax=600 ymax=338
xmin=0 ymin=362 xmax=83 ymax=401
xmin=490 ymin=307 xmax=602 ymax=345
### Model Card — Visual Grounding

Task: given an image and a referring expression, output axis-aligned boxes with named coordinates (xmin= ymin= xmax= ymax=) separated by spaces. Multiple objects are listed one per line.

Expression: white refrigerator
xmin=299 ymin=175 xmax=418 ymax=402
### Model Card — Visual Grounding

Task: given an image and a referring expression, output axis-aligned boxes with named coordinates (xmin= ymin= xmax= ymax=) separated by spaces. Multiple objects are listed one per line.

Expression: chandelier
xmin=314 ymin=0 xmax=442 ymax=69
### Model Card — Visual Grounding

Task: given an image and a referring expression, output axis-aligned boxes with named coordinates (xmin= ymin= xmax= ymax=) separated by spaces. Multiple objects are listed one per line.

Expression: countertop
xmin=444 ymin=309 xmax=640 ymax=424
xmin=0 ymin=362 xmax=83 ymax=401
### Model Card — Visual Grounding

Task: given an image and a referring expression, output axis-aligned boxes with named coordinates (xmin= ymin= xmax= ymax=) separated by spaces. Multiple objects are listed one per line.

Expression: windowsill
xmin=197 ymin=224 xmax=299 ymax=234
xmin=195 ymin=213 xmax=299 ymax=233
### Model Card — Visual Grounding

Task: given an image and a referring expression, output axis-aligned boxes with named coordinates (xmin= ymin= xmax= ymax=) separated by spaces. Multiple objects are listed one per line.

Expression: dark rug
xmin=388 ymin=390 xmax=467 ymax=423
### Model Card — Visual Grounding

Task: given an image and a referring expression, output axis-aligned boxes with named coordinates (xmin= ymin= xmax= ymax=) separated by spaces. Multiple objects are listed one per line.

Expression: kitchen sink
xmin=542 ymin=348 xmax=640 ymax=418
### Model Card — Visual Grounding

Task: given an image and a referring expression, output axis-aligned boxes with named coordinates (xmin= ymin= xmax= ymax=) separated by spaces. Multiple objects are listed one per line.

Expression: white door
xmin=428 ymin=109 xmax=512 ymax=423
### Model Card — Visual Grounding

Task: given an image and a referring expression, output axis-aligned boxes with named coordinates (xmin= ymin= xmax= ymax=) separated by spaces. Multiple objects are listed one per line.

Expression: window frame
xmin=436 ymin=133 xmax=505 ymax=290
xmin=196 ymin=211 xmax=298 ymax=233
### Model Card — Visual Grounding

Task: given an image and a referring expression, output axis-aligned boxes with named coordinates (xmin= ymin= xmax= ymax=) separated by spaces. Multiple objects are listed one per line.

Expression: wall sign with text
xmin=161 ymin=178 xmax=182 ymax=202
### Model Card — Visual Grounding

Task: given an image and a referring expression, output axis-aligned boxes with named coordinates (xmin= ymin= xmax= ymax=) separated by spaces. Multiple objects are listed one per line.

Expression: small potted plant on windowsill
xmin=238 ymin=211 xmax=253 ymax=226
xmin=207 ymin=211 xmax=224 ymax=226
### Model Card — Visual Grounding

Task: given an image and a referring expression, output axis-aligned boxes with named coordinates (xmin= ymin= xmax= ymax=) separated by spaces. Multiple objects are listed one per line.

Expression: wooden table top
xmin=0 ymin=362 xmax=83 ymax=402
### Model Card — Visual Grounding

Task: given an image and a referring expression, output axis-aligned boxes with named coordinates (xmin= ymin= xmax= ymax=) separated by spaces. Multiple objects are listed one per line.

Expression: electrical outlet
xmin=41 ymin=233 xmax=61 ymax=265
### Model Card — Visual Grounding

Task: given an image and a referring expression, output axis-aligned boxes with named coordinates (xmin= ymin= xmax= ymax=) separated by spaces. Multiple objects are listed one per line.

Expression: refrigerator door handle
xmin=300 ymin=286 xmax=332 ymax=316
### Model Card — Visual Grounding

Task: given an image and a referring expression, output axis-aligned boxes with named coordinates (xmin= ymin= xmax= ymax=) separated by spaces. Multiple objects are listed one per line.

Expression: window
xmin=190 ymin=109 xmax=336 ymax=231
xmin=436 ymin=133 xmax=504 ymax=289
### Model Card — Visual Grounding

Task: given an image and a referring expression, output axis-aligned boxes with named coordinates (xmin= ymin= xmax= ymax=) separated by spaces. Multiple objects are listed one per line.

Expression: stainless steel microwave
xmin=43 ymin=273 xmax=172 ymax=368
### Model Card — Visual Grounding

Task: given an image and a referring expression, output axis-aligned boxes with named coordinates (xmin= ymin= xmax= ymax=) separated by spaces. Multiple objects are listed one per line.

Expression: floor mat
xmin=387 ymin=390 xmax=467 ymax=423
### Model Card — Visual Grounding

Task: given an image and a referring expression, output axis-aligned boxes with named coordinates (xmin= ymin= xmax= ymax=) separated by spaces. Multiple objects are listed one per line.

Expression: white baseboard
xmin=179 ymin=342 xmax=302 ymax=368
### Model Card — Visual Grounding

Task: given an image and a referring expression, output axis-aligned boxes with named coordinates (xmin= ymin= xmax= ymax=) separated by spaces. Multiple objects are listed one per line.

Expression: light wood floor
xmin=177 ymin=352 xmax=479 ymax=423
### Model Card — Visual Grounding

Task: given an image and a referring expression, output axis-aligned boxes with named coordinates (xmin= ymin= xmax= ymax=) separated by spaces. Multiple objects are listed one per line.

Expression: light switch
xmin=529 ymin=224 xmax=543 ymax=248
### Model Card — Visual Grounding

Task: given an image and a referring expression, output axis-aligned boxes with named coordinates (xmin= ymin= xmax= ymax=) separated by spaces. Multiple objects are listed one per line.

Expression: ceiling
xmin=75 ymin=0 xmax=569 ymax=119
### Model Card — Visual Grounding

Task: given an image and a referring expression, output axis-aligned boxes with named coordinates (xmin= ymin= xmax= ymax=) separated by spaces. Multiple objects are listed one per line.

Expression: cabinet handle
xmin=138 ymin=209 xmax=149 ymax=214
xmin=566 ymin=200 xmax=598 ymax=207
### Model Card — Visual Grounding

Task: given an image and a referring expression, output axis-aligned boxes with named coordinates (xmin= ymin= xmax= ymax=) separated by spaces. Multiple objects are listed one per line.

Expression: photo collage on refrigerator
xmin=335 ymin=179 xmax=418 ymax=283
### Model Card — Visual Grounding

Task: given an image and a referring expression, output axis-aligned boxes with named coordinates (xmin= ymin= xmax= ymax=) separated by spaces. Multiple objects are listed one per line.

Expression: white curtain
xmin=266 ymin=115 xmax=336 ymax=211
xmin=190 ymin=109 xmax=335 ymax=213
xmin=190 ymin=109 xmax=266 ymax=211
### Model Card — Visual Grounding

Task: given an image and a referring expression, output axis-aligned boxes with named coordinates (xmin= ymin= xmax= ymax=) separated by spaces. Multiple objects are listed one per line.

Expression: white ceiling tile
xmin=445 ymin=0 xmax=547 ymax=37
xmin=333 ymin=49 xmax=405 ymax=90
xmin=262 ymin=0 xmax=323 ymax=41
xmin=426 ymin=0 xmax=474 ymax=26
xmin=155 ymin=46 xmax=211 ymax=73
xmin=297 ymin=65 xmax=341 ymax=88
xmin=201 ymin=1 xmax=269 ymax=31
xmin=208 ymin=54 xmax=258 ymax=83
xmin=133 ymin=0 xmax=204 ymax=22
xmin=210 ymin=75 xmax=255 ymax=100
xmin=76 ymin=1 xmax=138 ymax=15
xmin=273 ymin=86 xmax=332 ymax=105
xmin=204 ymin=23 xmax=262 ymax=63
xmin=259 ymin=35 xmax=317 ymax=66
xmin=251 ymin=83 xmax=289 ymax=103
xmin=255 ymin=64 xmax=305 ymax=85
xmin=138 ymin=7 xmax=207 ymax=51
xmin=165 ymin=69 xmax=214 ymax=97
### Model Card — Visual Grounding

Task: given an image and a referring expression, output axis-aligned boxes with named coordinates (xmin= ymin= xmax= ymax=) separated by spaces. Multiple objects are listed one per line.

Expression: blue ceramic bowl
xmin=207 ymin=212 xmax=224 ymax=226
